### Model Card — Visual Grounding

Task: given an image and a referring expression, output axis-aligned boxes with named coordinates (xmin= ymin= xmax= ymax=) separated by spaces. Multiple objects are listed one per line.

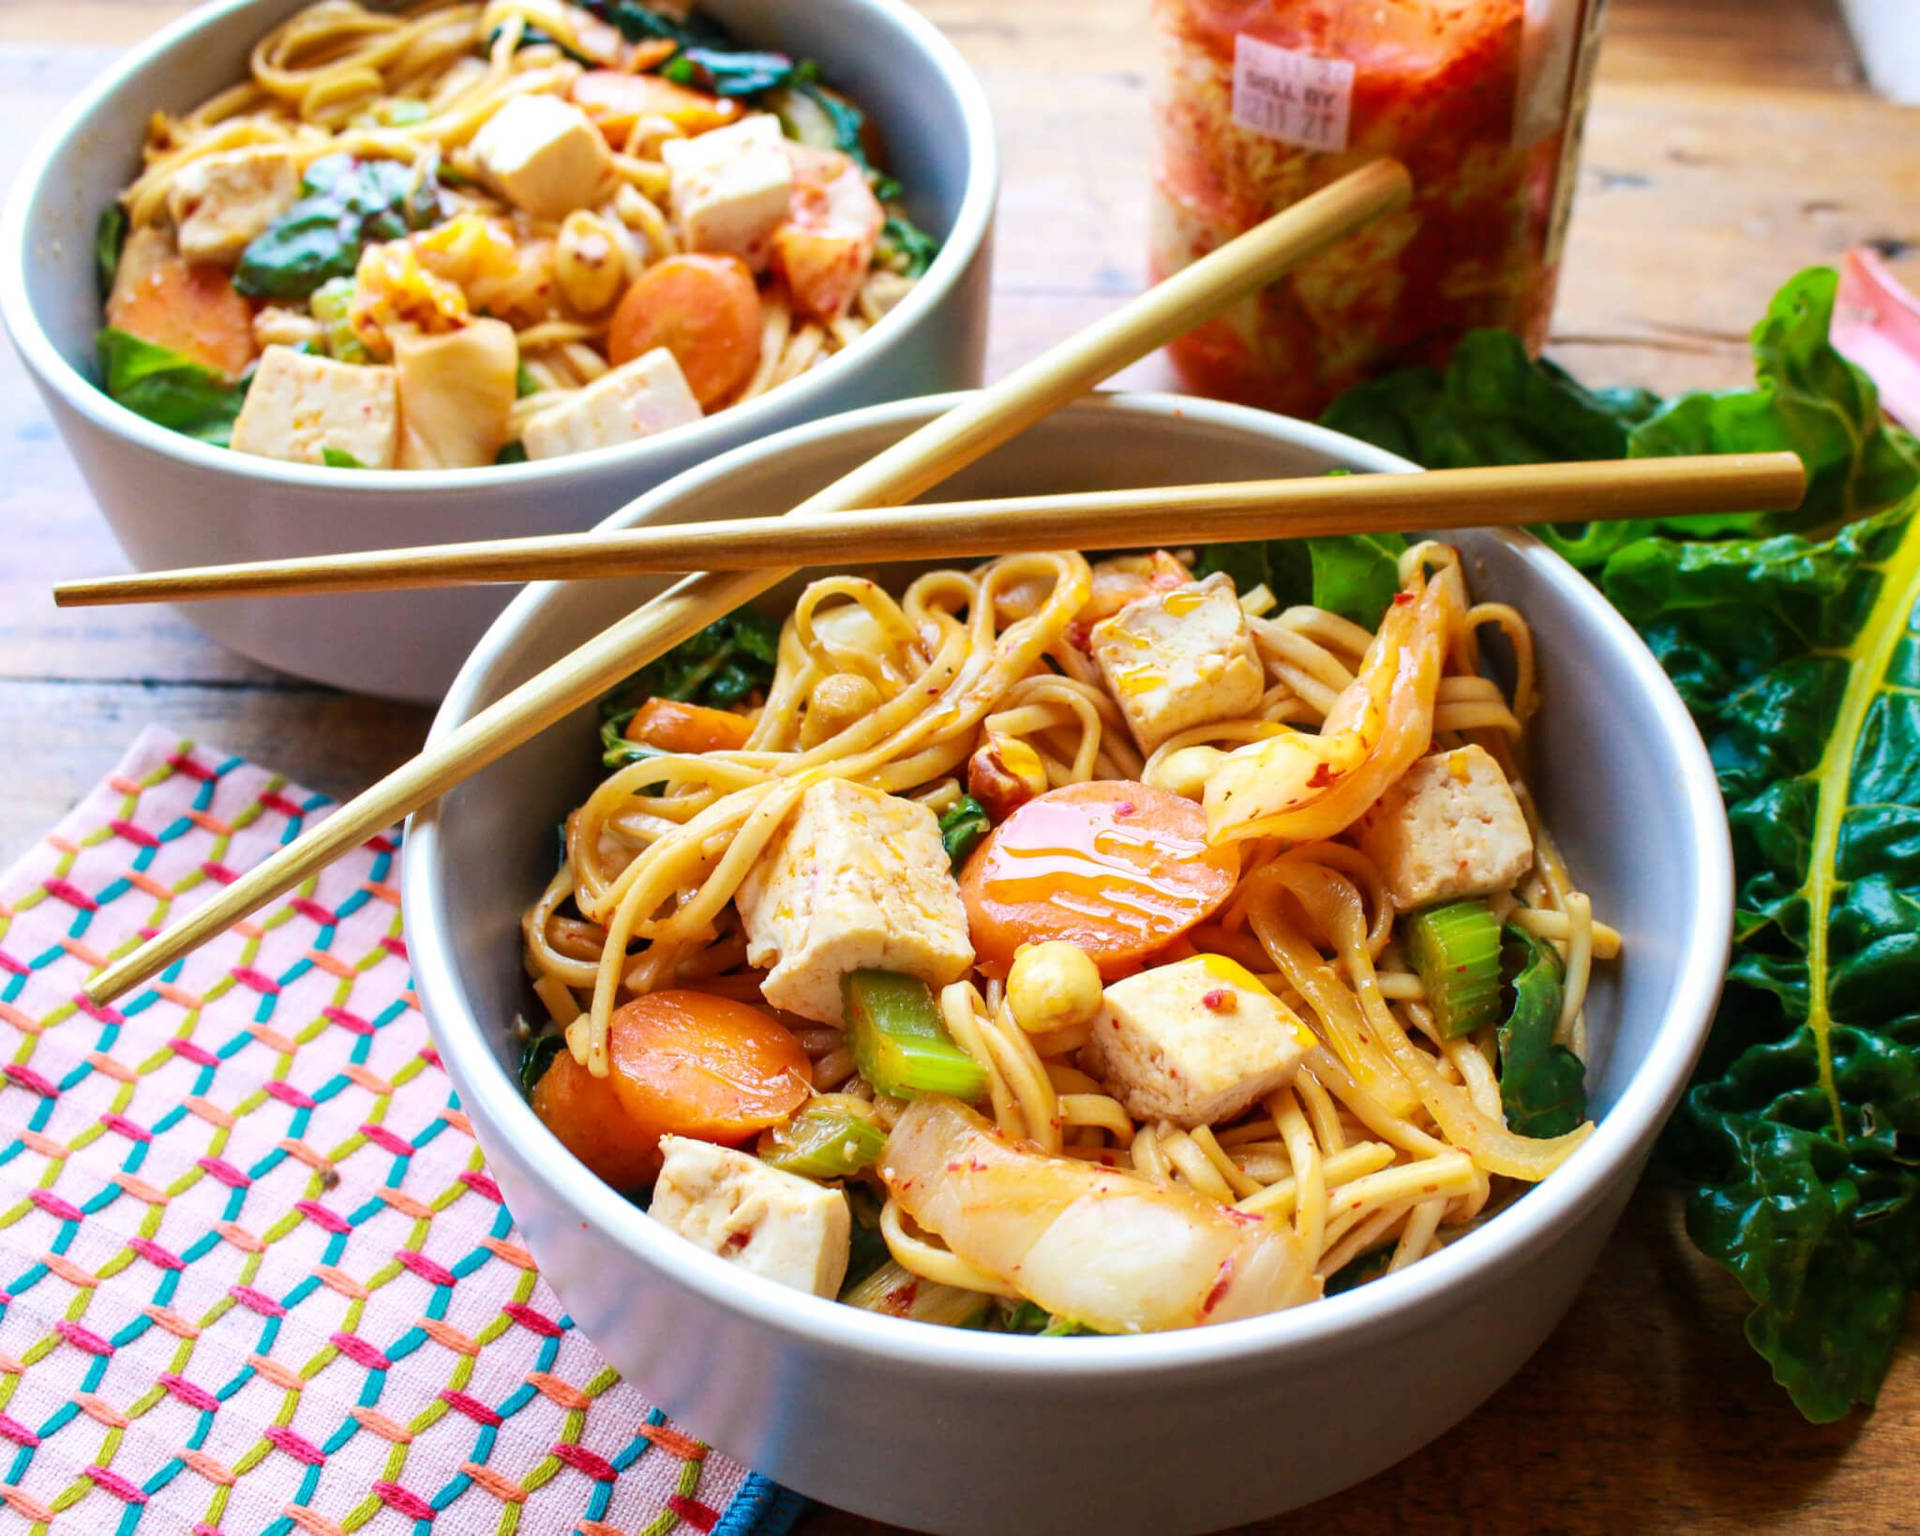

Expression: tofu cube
xmin=393 ymin=318 xmax=518 ymax=468
xmin=228 ymin=345 xmax=399 ymax=468
xmin=735 ymin=779 xmax=975 ymax=1025
xmin=662 ymin=114 xmax=794 ymax=269
xmin=167 ymin=147 xmax=300 ymax=265
xmin=520 ymin=345 xmax=702 ymax=459
xmin=472 ymin=94 xmax=615 ymax=221
xmin=1091 ymin=573 xmax=1266 ymax=753
xmin=650 ymin=1136 xmax=851 ymax=1297
xmin=1356 ymin=745 xmax=1536 ymax=911
xmin=1082 ymin=954 xmax=1315 ymax=1128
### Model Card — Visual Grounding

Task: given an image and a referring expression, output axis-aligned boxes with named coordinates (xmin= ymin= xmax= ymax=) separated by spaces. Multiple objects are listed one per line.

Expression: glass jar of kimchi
xmin=1150 ymin=0 xmax=1605 ymax=417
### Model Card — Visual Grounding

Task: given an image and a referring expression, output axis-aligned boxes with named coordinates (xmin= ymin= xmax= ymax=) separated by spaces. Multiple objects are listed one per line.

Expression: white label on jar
xmin=1231 ymin=35 xmax=1355 ymax=153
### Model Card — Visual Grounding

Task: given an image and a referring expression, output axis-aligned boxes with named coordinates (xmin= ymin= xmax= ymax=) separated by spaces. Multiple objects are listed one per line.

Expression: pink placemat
xmin=0 ymin=729 xmax=802 ymax=1536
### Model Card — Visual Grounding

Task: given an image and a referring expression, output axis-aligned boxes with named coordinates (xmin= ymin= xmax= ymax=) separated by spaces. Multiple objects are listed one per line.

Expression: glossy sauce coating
xmin=960 ymin=780 xmax=1240 ymax=977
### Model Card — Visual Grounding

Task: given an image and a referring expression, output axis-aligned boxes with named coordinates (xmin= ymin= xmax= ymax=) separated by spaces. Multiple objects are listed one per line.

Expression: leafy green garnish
xmin=515 ymin=363 xmax=541 ymax=398
xmin=321 ymin=447 xmax=367 ymax=469
xmin=495 ymin=440 xmax=530 ymax=465
xmin=992 ymin=1301 xmax=1093 ymax=1335
xmin=1313 ymin=263 xmax=1920 ymax=1422
xmin=591 ymin=0 xmax=734 ymax=51
xmin=235 ymin=153 xmax=440 ymax=301
xmin=95 ymin=204 xmax=127 ymax=298
xmin=596 ymin=606 xmax=779 ymax=767
xmin=95 ymin=328 xmax=249 ymax=446
xmin=517 ymin=1031 xmax=564 ymax=1097
xmin=666 ymin=47 xmax=794 ymax=95
xmin=1324 ymin=1248 xmax=1393 ymax=1296
xmin=878 ymin=213 xmax=940 ymax=279
xmin=1496 ymin=926 xmax=1586 ymax=1139
xmin=1194 ymin=529 xmax=1406 ymax=629
xmin=938 ymin=795 xmax=991 ymax=870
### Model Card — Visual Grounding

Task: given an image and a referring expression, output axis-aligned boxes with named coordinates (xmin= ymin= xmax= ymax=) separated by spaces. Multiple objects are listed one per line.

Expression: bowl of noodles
xmin=403 ymin=391 xmax=1733 ymax=1534
xmin=0 ymin=0 xmax=995 ymax=700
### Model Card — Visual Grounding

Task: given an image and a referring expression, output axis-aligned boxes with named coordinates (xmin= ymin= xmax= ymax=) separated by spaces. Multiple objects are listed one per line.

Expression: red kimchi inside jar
xmin=1151 ymin=0 xmax=1603 ymax=417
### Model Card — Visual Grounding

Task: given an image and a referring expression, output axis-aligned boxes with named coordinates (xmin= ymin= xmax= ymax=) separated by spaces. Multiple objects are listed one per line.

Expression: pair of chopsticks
xmin=55 ymin=453 xmax=1804 ymax=607
xmin=74 ymin=159 xmax=1802 ymax=1005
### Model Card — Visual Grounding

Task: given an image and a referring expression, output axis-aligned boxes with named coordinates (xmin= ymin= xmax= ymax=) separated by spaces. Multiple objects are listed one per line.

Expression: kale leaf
xmin=666 ymin=47 xmax=794 ymax=96
xmin=1193 ymin=530 xmax=1405 ymax=629
xmin=517 ymin=1031 xmax=565 ymax=1097
xmin=95 ymin=328 xmax=249 ymax=446
xmin=235 ymin=154 xmax=440 ymax=301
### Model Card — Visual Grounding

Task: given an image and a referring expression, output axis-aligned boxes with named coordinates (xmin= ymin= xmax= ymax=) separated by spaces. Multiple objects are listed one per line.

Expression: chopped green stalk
xmin=843 ymin=970 xmax=986 ymax=1102
xmin=841 ymin=1258 xmax=991 ymax=1326
xmin=309 ymin=276 xmax=371 ymax=363
xmin=1405 ymin=899 xmax=1503 ymax=1039
xmin=759 ymin=1102 xmax=886 ymax=1179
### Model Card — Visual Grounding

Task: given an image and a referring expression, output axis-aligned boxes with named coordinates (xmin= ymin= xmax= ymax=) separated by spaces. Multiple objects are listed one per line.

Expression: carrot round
xmin=570 ymin=70 xmax=739 ymax=142
xmin=625 ymin=697 xmax=755 ymax=754
xmin=606 ymin=989 xmax=811 ymax=1147
xmin=607 ymin=253 xmax=761 ymax=409
xmin=107 ymin=256 xmax=256 ymax=378
xmin=959 ymin=780 xmax=1240 ymax=978
xmin=531 ymin=1046 xmax=663 ymax=1191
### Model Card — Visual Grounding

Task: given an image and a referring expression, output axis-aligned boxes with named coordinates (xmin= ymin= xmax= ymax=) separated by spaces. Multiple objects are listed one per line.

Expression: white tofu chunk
xmin=393 ymin=318 xmax=518 ymax=468
xmin=520 ymin=345 xmax=702 ymax=459
xmin=1090 ymin=573 xmax=1266 ymax=753
xmin=228 ymin=345 xmax=399 ymax=468
xmin=650 ymin=1136 xmax=851 ymax=1297
xmin=735 ymin=779 xmax=975 ymax=1025
xmin=471 ymin=94 xmax=614 ymax=221
xmin=1082 ymin=954 xmax=1314 ymax=1128
xmin=167 ymin=147 xmax=300 ymax=265
xmin=1356 ymin=745 xmax=1536 ymax=911
xmin=662 ymin=114 xmax=793 ymax=269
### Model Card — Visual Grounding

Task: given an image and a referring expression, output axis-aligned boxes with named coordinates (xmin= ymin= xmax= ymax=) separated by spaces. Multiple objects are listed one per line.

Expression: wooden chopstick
xmin=54 ymin=453 xmax=1807 ymax=606
xmin=82 ymin=157 xmax=1412 ymax=1005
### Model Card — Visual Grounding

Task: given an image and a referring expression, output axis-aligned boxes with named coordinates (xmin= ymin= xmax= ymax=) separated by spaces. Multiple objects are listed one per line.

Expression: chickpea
xmin=554 ymin=209 xmax=625 ymax=315
xmin=1146 ymin=744 xmax=1224 ymax=802
xmin=800 ymin=672 xmax=882 ymax=749
xmin=1007 ymin=941 xmax=1104 ymax=1035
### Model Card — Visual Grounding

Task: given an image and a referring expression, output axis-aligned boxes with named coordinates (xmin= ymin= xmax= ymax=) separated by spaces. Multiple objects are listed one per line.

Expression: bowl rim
xmin=404 ymin=389 xmax=1734 ymax=1379
xmin=0 ymin=0 xmax=999 ymax=492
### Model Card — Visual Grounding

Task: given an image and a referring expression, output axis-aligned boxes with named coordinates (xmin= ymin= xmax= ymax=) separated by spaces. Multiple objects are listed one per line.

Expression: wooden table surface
xmin=2 ymin=0 xmax=1917 ymax=1531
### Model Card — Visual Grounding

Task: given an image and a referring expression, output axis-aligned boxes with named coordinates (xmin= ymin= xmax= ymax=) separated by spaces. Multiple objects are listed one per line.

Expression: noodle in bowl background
xmin=0 ymin=0 xmax=996 ymax=702
xmin=404 ymin=393 xmax=1735 ymax=1536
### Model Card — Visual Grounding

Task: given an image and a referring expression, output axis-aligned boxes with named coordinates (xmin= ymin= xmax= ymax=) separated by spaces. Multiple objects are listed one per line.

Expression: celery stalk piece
xmin=759 ymin=1103 xmax=887 ymax=1179
xmin=1404 ymin=899 xmax=1504 ymax=1039
xmin=842 ymin=970 xmax=987 ymax=1102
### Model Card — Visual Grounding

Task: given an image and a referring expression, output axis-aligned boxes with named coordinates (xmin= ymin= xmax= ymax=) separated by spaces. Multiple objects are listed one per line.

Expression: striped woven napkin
xmin=0 ymin=727 xmax=803 ymax=1536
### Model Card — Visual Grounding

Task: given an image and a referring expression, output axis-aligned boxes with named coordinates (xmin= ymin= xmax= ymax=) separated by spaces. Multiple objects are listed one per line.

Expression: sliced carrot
xmin=531 ymin=1046 xmax=663 ymax=1190
xmin=607 ymin=253 xmax=762 ymax=408
xmin=771 ymin=143 xmax=882 ymax=323
xmin=571 ymin=70 xmax=739 ymax=143
xmin=107 ymin=255 xmax=256 ymax=378
xmin=606 ymin=989 xmax=811 ymax=1149
xmin=959 ymin=780 xmax=1240 ymax=979
xmin=625 ymin=697 xmax=755 ymax=754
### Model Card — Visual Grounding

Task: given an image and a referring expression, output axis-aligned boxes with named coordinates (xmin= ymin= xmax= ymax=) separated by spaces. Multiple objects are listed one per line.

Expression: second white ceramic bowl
xmin=404 ymin=393 xmax=1732 ymax=1536
xmin=1 ymin=0 xmax=996 ymax=701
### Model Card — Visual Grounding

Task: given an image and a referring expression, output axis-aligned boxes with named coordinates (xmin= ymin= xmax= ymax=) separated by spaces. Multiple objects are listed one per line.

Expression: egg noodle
xmin=120 ymin=0 xmax=917 ymax=430
xmin=522 ymin=541 xmax=1620 ymax=1320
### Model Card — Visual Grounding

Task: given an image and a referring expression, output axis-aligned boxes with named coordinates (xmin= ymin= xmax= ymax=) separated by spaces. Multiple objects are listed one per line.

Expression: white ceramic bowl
xmin=0 ymin=0 xmax=996 ymax=702
xmin=403 ymin=394 xmax=1733 ymax=1536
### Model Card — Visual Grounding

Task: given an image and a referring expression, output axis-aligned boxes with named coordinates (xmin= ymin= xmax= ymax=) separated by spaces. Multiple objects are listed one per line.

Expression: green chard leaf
xmin=1496 ymin=926 xmax=1586 ymax=1139
xmin=321 ymin=446 xmax=367 ymax=469
xmin=235 ymin=153 xmax=441 ymax=301
xmin=517 ymin=1031 xmax=564 ymax=1097
xmin=666 ymin=47 xmax=794 ymax=96
xmin=878 ymin=213 xmax=940 ymax=278
xmin=96 ymin=328 xmax=249 ymax=445
xmin=1612 ymin=497 xmax=1920 ymax=1421
xmin=95 ymin=204 xmax=128 ymax=298
xmin=595 ymin=606 xmax=779 ymax=765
